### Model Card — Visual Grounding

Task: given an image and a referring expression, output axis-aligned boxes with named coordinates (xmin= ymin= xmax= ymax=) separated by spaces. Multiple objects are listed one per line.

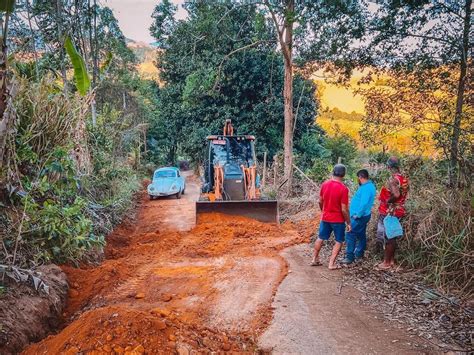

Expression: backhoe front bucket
xmin=196 ymin=200 xmax=279 ymax=224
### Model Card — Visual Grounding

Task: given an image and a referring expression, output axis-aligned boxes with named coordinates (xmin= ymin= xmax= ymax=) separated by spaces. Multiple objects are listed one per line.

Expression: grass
xmin=396 ymin=158 xmax=473 ymax=297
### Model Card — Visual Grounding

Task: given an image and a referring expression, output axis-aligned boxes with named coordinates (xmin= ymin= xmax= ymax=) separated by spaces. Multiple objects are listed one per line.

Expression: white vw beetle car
xmin=147 ymin=167 xmax=185 ymax=199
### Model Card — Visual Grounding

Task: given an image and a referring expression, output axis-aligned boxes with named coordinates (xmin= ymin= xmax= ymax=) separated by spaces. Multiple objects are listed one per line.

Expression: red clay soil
xmin=24 ymin=173 xmax=309 ymax=354
xmin=0 ymin=265 xmax=68 ymax=355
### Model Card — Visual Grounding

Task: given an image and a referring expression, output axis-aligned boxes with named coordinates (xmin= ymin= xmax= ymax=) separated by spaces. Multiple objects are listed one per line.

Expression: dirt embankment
xmin=0 ymin=264 xmax=68 ymax=355
xmin=24 ymin=172 xmax=308 ymax=354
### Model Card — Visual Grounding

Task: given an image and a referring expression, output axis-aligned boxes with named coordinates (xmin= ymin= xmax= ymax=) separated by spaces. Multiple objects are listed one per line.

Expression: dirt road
xmin=24 ymin=171 xmax=303 ymax=354
xmin=259 ymin=245 xmax=433 ymax=354
xmin=24 ymin=171 xmax=430 ymax=354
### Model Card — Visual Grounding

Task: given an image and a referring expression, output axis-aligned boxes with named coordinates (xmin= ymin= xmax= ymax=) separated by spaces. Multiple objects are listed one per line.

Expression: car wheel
xmin=149 ymin=195 xmax=154 ymax=200
xmin=176 ymin=191 xmax=182 ymax=199
xmin=182 ymin=188 xmax=185 ymax=195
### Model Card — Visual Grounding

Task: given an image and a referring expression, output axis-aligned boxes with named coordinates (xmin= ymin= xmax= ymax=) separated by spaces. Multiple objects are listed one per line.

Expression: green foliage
xmin=100 ymin=52 xmax=113 ymax=74
xmin=64 ymin=36 xmax=91 ymax=95
xmin=182 ymin=68 xmax=216 ymax=105
xmin=14 ymin=76 xmax=85 ymax=159
xmin=0 ymin=0 xmax=15 ymax=13
xmin=294 ymin=130 xmax=328 ymax=170
xmin=95 ymin=7 xmax=136 ymax=74
xmin=365 ymin=1 xmax=468 ymax=69
xmin=294 ymin=0 xmax=368 ymax=76
xmin=394 ymin=157 xmax=473 ymax=295
xmin=1 ymin=74 xmax=143 ymax=267
xmin=323 ymin=133 xmax=358 ymax=166
xmin=296 ymin=131 xmax=358 ymax=182
xmin=9 ymin=1 xmax=135 ymax=86
xmin=24 ymin=197 xmax=98 ymax=263
xmin=9 ymin=148 xmax=99 ymax=264
xmin=307 ymin=159 xmax=333 ymax=183
xmin=151 ymin=3 xmax=319 ymax=164
xmin=150 ymin=0 xmax=177 ymax=48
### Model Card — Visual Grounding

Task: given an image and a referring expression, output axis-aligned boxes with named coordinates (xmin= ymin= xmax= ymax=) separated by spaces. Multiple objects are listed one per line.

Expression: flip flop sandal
xmin=328 ymin=265 xmax=342 ymax=270
xmin=310 ymin=261 xmax=323 ymax=266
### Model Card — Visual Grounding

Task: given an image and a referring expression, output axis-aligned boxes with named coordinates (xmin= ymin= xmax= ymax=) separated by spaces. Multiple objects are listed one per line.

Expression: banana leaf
xmin=64 ymin=36 xmax=90 ymax=96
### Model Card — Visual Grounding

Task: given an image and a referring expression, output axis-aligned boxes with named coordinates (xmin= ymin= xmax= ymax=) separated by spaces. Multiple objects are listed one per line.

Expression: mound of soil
xmin=25 ymin=305 xmax=253 ymax=354
xmin=0 ymin=264 xmax=68 ymax=355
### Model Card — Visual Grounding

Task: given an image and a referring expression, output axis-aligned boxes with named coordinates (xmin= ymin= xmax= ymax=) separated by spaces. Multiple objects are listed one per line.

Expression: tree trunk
xmin=273 ymin=154 xmax=278 ymax=189
xmin=88 ymin=0 xmax=98 ymax=127
xmin=167 ymin=141 xmax=177 ymax=165
xmin=283 ymin=60 xmax=293 ymax=195
xmin=0 ymin=12 xmax=10 ymax=164
xmin=0 ymin=12 xmax=9 ymax=119
xmin=282 ymin=0 xmax=294 ymax=197
xmin=56 ymin=0 xmax=67 ymax=90
xmin=91 ymin=98 xmax=97 ymax=127
xmin=25 ymin=0 xmax=39 ymax=80
xmin=449 ymin=0 xmax=471 ymax=186
xmin=93 ymin=0 xmax=98 ymax=85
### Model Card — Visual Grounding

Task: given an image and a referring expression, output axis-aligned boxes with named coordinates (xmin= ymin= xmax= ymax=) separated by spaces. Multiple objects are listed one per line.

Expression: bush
xmin=296 ymin=131 xmax=359 ymax=183
xmin=307 ymin=159 xmax=333 ymax=183
xmin=324 ymin=133 xmax=358 ymax=166
xmin=390 ymin=157 xmax=472 ymax=295
xmin=0 ymin=76 xmax=143 ymax=267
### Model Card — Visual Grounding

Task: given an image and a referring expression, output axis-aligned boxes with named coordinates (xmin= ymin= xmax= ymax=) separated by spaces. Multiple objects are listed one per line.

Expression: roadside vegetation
xmin=0 ymin=2 xmax=156 ymax=268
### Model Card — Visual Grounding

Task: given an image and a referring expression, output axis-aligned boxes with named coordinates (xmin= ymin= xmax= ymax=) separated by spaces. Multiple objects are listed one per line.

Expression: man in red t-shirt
xmin=376 ymin=156 xmax=409 ymax=270
xmin=311 ymin=164 xmax=351 ymax=270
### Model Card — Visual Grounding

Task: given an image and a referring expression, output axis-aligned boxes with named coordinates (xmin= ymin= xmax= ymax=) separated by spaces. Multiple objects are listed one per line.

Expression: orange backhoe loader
xmin=196 ymin=120 xmax=279 ymax=223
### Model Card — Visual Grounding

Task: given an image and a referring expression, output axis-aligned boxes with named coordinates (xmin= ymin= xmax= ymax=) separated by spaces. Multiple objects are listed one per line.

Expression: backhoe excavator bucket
xmin=196 ymin=200 xmax=279 ymax=224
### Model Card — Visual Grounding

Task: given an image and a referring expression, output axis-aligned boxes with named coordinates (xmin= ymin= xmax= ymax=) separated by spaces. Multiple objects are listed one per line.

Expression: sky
xmin=105 ymin=0 xmax=186 ymax=44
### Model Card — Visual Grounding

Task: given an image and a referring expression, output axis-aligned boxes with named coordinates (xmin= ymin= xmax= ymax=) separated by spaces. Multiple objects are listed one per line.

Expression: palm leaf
xmin=64 ymin=36 xmax=90 ymax=96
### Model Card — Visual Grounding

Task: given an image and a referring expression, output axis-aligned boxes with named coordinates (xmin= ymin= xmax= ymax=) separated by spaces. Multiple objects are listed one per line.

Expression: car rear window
xmin=154 ymin=170 xmax=176 ymax=178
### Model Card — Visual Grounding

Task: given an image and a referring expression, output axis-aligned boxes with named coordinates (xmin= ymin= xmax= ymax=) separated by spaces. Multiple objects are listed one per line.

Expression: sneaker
xmin=341 ymin=258 xmax=354 ymax=265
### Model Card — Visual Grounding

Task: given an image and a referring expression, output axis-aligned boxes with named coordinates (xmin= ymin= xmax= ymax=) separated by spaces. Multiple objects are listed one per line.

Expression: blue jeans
xmin=345 ymin=215 xmax=371 ymax=262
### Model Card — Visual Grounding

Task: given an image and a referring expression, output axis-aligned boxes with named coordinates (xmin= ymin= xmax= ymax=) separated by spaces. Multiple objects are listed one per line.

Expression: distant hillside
xmin=127 ymin=39 xmax=159 ymax=81
xmin=314 ymin=73 xmax=434 ymax=154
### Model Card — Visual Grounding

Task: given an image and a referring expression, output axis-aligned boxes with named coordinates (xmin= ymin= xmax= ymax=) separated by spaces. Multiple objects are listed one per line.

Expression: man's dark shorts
xmin=319 ymin=221 xmax=345 ymax=243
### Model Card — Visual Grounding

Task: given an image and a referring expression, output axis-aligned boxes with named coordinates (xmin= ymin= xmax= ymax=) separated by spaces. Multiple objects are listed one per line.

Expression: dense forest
xmin=0 ymin=0 xmax=471 ymax=334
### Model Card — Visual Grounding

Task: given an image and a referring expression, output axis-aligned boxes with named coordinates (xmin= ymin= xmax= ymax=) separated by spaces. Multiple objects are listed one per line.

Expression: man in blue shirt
xmin=342 ymin=169 xmax=376 ymax=265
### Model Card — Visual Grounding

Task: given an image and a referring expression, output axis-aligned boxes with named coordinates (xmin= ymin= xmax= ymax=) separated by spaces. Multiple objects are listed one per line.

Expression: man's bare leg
xmin=311 ymin=238 xmax=324 ymax=265
xmin=389 ymin=239 xmax=397 ymax=266
xmin=328 ymin=241 xmax=342 ymax=269
xmin=377 ymin=239 xmax=395 ymax=269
